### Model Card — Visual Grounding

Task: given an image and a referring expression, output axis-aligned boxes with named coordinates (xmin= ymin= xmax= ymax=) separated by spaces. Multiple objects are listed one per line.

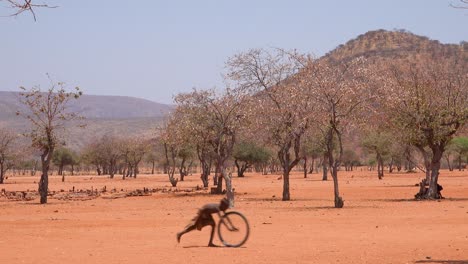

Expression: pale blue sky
xmin=1 ymin=0 xmax=467 ymax=104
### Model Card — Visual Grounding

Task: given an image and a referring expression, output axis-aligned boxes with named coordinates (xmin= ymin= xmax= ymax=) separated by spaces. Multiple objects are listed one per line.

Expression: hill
xmin=0 ymin=92 xmax=173 ymax=149
xmin=0 ymin=92 xmax=172 ymax=120
xmin=324 ymin=29 xmax=467 ymax=62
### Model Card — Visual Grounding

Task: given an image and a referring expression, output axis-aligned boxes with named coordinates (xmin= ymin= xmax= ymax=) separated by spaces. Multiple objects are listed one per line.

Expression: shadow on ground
xmin=415 ymin=260 xmax=468 ymax=264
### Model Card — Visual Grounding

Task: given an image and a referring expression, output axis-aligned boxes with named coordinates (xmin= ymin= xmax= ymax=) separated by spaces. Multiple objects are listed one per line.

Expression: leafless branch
xmin=2 ymin=0 xmax=58 ymax=21
xmin=450 ymin=0 xmax=468 ymax=9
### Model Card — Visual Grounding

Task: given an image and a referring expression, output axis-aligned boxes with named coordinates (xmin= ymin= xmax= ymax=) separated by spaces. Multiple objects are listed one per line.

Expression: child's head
xmin=220 ymin=197 xmax=230 ymax=211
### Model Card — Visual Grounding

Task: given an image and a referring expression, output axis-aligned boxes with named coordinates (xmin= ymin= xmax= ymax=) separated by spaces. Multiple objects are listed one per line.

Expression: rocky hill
xmin=325 ymin=29 xmax=466 ymax=62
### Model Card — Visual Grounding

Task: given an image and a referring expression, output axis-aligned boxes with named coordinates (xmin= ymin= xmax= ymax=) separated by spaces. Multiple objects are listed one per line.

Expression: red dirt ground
xmin=1 ymin=169 xmax=467 ymax=264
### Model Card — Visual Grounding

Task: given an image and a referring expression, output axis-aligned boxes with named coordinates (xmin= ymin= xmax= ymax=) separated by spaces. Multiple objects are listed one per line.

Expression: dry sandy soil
xmin=1 ymin=169 xmax=467 ymax=264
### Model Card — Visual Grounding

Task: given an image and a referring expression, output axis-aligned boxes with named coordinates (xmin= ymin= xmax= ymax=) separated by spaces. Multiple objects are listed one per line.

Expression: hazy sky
xmin=1 ymin=0 xmax=467 ymax=104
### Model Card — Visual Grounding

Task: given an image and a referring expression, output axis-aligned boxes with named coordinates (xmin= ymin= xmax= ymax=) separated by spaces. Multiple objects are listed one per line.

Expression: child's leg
xmin=177 ymin=224 xmax=196 ymax=242
xmin=206 ymin=216 xmax=217 ymax=247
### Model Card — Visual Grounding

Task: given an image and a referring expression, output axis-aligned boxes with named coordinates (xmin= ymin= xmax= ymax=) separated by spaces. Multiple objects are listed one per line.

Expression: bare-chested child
xmin=177 ymin=197 xmax=230 ymax=247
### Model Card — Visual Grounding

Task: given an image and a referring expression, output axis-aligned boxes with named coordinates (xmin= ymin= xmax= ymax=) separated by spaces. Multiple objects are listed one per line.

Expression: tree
xmin=1 ymin=0 xmax=57 ymax=21
xmin=171 ymin=88 xmax=247 ymax=205
xmin=305 ymin=57 xmax=373 ymax=207
xmin=177 ymin=146 xmax=195 ymax=181
xmin=17 ymin=80 xmax=82 ymax=204
xmin=342 ymin=148 xmax=360 ymax=172
xmin=0 ymin=128 xmax=19 ymax=184
xmin=120 ymin=138 xmax=148 ymax=178
xmin=301 ymin=131 xmax=326 ymax=178
xmin=169 ymin=92 xmax=215 ymax=188
xmin=361 ymin=131 xmax=393 ymax=179
xmin=161 ymin=139 xmax=179 ymax=187
xmin=160 ymin=114 xmax=192 ymax=187
xmin=227 ymin=48 xmax=315 ymax=201
xmin=387 ymin=141 xmax=407 ymax=173
xmin=448 ymin=137 xmax=468 ymax=170
xmin=145 ymin=138 xmax=162 ymax=175
xmin=233 ymin=141 xmax=271 ymax=177
xmin=52 ymin=147 xmax=79 ymax=181
xmin=99 ymin=135 xmax=123 ymax=178
xmin=81 ymin=139 xmax=107 ymax=176
xmin=383 ymin=55 xmax=468 ymax=199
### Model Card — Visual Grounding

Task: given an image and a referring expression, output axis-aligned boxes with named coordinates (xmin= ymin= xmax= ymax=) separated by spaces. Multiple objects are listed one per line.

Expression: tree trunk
xmin=216 ymin=173 xmax=223 ymax=194
xmin=458 ymin=155 xmax=462 ymax=171
xmin=425 ymin=146 xmax=444 ymax=199
xmin=331 ymin=165 xmax=344 ymax=208
xmin=278 ymin=144 xmax=298 ymax=201
xmin=322 ymin=153 xmax=328 ymax=181
xmin=303 ymin=157 xmax=307 ymax=178
xmin=39 ymin=171 xmax=48 ymax=204
xmin=416 ymin=146 xmax=431 ymax=183
xmin=179 ymin=157 xmax=186 ymax=181
xmin=109 ymin=163 xmax=115 ymax=179
xmin=197 ymin=147 xmax=210 ymax=187
xmin=327 ymin=126 xmax=343 ymax=208
xmin=220 ymin=161 xmax=234 ymax=207
xmin=235 ymin=160 xmax=240 ymax=177
xmin=444 ymin=154 xmax=453 ymax=171
xmin=0 ymin=163 xmax=5 ymax=184
xmin=39 ymin=150 xmax=52 ymax=204
xmin=282 ymin=168 xmax=290 ymax=201
xmin=200 ymin=160 xmax=209 ymax=188
xmin=201 ymin=171 xmax=209 ymax=187
xmin=308 ymin=158 xmax=315 ymax=174
xmin=126 ymin=166 xmax=132 ymax=177
xmin=121 ymin=168 xmax=126 ymax=179
xmin=168 ymin=147 xmax=178 ymax=187
xmin=58 ymin=164 xmax=63 ymax=176
xmin=389 ymin=158 xmax=394 ymax=173
xmin=235 ymin=160 xmax=248 ymax=178
xmin=377 ymin=153 xmax=384 ymax=180
xmin=169 ymin=168 xmax=178 ymax=187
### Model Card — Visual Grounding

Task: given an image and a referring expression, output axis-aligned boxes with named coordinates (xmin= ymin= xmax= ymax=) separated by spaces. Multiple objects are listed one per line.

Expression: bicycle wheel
xmin=217 ymin=211 xmax=250 ymax=247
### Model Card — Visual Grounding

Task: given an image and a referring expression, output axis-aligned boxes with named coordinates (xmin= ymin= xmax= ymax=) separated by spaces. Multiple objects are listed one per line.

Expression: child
xmin=177 ymin=197 xmax=230 ymax=247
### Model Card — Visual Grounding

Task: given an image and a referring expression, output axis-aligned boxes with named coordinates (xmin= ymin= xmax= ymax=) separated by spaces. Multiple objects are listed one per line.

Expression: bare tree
xmin=159 ymin=115 xmax=189 ymax=187
xmin=81 ymin=139 xmax=106 ymax=176
xmin=227 ymin=48 xmax=316 ymax=201
xmin=0 ymin=128 xmax=19 ymax=184
xmin=17 ymin=79 xmax=82 ymax=204
xmin=121 ymin=138 xmax=148 ymax=178
xmin=1 ymin=0 xmax=57 ymax=21
xmin=170 ymin=88 xmax=246 ymax=205
xmin=305 ymin=57 xmax=374 ymax=207
xmin=103 ymin=136 xmax=122 ymax=178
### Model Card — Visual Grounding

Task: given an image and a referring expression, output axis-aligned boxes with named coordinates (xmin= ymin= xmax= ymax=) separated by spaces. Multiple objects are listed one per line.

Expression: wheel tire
xmin=217 ymin=211 xmax=250 ymax=247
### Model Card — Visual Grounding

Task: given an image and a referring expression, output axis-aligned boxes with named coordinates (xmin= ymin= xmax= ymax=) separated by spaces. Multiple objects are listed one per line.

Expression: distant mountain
xmin=0 ymin=92 xmax=173 ymax=120
xmin=0 ymin=92 xmax=173 ymax=150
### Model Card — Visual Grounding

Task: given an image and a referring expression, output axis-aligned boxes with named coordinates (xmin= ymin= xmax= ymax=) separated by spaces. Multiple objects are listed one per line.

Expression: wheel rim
xmin=218 ymin=211 xmax=250 ymax=247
